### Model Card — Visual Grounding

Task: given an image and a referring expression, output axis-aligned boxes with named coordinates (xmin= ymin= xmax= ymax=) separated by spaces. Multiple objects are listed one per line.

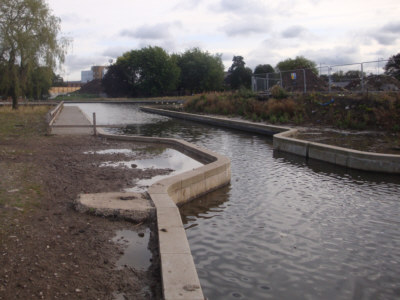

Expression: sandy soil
xmin=0 ymin=136 xmax=169 ymax=300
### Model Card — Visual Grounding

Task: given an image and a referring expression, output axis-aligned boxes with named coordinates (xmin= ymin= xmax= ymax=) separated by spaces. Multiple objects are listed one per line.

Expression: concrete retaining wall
xmin=97 ymin=129 xmax=231 ymax=300
xmin=274 ymin=129 xmax=400 ymax=173
xmin=142 ymin=106 xmax=400 ymax=174
xmin=140 ymin=106 xmax=290 ymax=135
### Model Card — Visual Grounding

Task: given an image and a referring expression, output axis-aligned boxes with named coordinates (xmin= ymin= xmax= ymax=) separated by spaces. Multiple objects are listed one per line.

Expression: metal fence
xmin=252 ymin=59 xmax=399 ymax=94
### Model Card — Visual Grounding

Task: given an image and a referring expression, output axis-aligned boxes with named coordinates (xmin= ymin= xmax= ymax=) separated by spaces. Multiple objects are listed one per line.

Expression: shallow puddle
xmin=84 ymin=149 xmax=138 ymax=155
xmin=109 ymin=148 xmax=203 ymax=192
xmin=85 ymin=146 xmax=204 ymax=192
xmin=112 ymin=228 xmax=152 ymax=271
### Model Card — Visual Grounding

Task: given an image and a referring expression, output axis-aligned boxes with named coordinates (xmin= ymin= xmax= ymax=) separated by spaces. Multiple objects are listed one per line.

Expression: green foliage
xmin=102 ymin=63 xmax=132 ymax=97
xmin=276 ymin=56 xmax=318 ymax=75
xmin=104 ymin=46 xmax=180 ymax=97
xmin=176 ymin=48 xmax=225 ymax=93
xmin=270 ymin=85 xmax=288 ymax=99
xmin=384 ymin=52 xmax=400 ymax=80
xmin=254 ymin=64 xmax=274 ymax=75
xmin=226 ymin=56 xmax=253 ymax=90
xmin=0 ymin=0 xmax=69 ymax=108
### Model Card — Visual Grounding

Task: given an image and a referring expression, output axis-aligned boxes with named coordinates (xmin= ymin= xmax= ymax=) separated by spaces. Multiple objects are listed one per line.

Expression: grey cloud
xmin=102 ymin=46 xmax=132 ymax=58
xmin=120 ymin=22 xmax=181 ymax=40
xmin=213 ymin=0 xmax=266 ymax=15
xmin=370 ymin=22 xmax=400 ymax=46
xmin=221 ymin=18 xmax=269 ymax=36
xmin=382 ymin=22 xmax=400 ymax=33
xmin=64 ymin=55 xmax=105 ymax=73
xmin=60 ymin=13 xmax=89 ymax=23
xmin=281 ymin=26 xmax=306 ymax=38
xmin=174 ymin=0 xmax=202 ymax=10
xmin=299 ymin=46 xmax=360 ymax=66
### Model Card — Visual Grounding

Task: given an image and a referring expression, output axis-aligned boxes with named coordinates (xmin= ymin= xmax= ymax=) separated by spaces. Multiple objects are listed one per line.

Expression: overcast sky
xmin=48 ymin=0 xmax=400 ymax=81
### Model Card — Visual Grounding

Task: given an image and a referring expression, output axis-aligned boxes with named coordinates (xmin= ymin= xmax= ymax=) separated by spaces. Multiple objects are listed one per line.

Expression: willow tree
xmin=0 ymin=0 xmax=68 ymax=108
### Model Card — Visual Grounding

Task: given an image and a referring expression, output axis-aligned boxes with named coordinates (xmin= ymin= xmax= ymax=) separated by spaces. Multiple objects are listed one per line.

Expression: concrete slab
xmin=76 ymin=192 xmax=155 ymax=222
xmin=158 ymin=227 xmax=191 ymax=254
xmin=51 ymin=106 xmax=93 ymax=135
xmin=161 ymin=253 xmax=204 ymax=300
xmin=156 ymin=207 xmax=184 ymax=228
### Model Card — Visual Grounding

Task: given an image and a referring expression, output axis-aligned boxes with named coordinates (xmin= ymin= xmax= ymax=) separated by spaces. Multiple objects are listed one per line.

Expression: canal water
xmin=75 ymin=103 xmax=400 ymax=300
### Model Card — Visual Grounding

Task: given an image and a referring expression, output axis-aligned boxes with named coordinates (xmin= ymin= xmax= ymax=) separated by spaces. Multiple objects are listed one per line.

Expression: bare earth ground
xmin=0 ymin=135 xmax=169 ymax=299
xmin=294 ymin=127 xmax=400 ymax=154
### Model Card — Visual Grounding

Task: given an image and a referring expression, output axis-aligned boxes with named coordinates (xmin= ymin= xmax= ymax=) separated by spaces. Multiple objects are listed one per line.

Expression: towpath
xmin=51 ymin=106 xmax=93 ymax=135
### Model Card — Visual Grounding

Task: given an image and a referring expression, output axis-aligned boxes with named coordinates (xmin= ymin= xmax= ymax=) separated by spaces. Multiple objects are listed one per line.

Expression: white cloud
xmin=221 ymin=18 xmax=270 ymax=36
xmin=46 ymin=0 xmax=400 ymax=80
xmin=120 ymin=22 xmax=182 ymax=40
xmin=281 ymin=26 xmax=307 ymax=38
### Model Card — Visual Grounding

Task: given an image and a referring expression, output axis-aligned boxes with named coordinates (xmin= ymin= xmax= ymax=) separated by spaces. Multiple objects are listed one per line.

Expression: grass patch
xmin=0 ymin=105 xmax=51 ymax=138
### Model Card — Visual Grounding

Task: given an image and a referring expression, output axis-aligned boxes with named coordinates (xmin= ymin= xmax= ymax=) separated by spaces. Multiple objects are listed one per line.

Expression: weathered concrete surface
xmin=76 ymin=192 xmax=155 ymax=222
xmin=141 ymin=106 xmax=290 ymax=136
xmin=274 ymin=129 xmax=400 ymax=173
xmin=51 ymin=106 xmax=93 ymax=135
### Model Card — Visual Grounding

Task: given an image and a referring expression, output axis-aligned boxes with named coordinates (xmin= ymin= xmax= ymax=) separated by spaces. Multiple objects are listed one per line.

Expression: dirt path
xmin=0 ymin=135 xmax=168 ymax=299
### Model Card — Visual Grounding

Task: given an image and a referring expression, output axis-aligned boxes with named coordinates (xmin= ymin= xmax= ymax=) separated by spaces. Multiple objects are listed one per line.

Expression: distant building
xmin=91 ymin=66 xmax=106 ymax=80
xmin=81 ymin=66 xmax=107 ymax=83
xmin=81 ymin=70 xmax=93 ymax=83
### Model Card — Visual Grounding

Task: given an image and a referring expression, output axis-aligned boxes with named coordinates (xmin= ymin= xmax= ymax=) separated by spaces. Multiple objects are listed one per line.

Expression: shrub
xmin=270 ymin=85 xmax=288 ymax=99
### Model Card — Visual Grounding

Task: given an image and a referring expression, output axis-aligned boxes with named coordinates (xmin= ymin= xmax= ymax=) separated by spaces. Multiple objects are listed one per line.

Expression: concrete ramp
xmin=51 ymin=106 xmax=93 ymax=135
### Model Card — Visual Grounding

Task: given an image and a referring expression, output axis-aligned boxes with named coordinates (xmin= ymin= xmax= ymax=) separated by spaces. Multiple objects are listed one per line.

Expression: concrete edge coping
xmin=142 ymin=106 xmax=400 ymax=174
xmin=96 ymin=127 xmax=231 ymax=300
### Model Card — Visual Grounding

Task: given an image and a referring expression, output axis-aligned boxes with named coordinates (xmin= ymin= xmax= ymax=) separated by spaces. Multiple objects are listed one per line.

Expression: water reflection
xmin=180 ymin=185 xmax=231 ymax=228
xmin=113 ymin=228 xmax=151 ymax=270
xmin=273 ymin=150 xmax=400 ymax=186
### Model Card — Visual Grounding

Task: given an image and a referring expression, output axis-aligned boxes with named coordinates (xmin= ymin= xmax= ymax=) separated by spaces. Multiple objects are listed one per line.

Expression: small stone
xmin=183 ymin=284 xmax=200 ymax=292
xmin=75 ymin=289 xmax=81 ymax=293
xmin=138 ymin=232 xmax=144 ymax=237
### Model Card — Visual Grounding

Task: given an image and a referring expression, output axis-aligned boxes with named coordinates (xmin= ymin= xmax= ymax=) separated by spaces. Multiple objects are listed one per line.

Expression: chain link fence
xmin=252 ymin=59 xmax=400 ymax=94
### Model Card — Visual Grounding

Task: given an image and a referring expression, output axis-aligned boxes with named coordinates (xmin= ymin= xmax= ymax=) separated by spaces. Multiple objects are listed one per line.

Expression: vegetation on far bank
xmin=183 ymin=89 xmax=400 ymax=132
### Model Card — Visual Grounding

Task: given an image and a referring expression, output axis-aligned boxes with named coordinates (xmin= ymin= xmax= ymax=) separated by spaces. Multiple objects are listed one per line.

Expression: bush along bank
xmin=182 ymin=89 xmax=400 ymax=132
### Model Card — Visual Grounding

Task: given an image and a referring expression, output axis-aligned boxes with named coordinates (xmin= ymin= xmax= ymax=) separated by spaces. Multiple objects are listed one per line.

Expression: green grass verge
xmin=0 ymin=105 xmax=51 ymax=138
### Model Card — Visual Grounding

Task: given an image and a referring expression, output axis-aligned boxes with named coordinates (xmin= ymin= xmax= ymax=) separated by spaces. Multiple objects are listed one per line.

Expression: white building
xmin=81 ymin=70 xmax=93 ymax=83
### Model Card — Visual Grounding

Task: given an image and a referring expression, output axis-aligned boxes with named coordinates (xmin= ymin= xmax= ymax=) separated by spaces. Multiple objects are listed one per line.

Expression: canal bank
xmin=55 ymin=102 xmax=400 ymax=300
xmin=140 ymin=106 xmax=400 ymax=174
xmin=50 ymin=102 xmax=232 ymax=299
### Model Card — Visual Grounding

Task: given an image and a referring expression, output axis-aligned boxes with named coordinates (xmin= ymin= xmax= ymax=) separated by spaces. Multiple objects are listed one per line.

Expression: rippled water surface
xmin=76 ymin=103 xmax=400 ymax=300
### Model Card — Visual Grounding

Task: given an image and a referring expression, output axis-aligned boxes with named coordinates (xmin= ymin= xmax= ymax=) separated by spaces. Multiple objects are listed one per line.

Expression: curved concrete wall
xmin=97 ymin=129 xmax=231 ymax=300
xmin=142 ymin=106 xmax=400 ymax=174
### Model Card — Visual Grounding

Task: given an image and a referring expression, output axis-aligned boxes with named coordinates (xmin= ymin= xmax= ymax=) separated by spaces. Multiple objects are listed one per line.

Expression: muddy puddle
xmin=113 ymin=228 xmax=152 ymax=271
xmin=85 ymin=146 xmax=203 ymax=192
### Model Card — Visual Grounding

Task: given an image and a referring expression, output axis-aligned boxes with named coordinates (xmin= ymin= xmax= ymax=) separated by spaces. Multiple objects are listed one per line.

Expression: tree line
xmin=1 ymin=0 xmax=400 ymax=106
xmin=0 ymin=0 xmax=68 ymax=108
